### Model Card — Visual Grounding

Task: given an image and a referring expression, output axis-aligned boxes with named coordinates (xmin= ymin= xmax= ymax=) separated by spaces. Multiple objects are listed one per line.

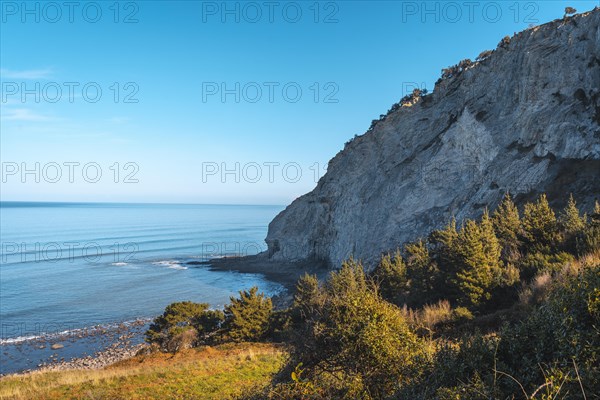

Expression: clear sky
xmin=1 ymin=0 xmax=597 ymax=204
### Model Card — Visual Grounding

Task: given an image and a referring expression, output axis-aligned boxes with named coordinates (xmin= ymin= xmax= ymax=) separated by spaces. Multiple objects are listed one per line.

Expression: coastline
xmin=0 ymin=320 xmax=149 ymax=377
xmin=1 ymin=256 xmax=325 ymax=377
xmin=196 ymin=255 xmax=330 ymax=307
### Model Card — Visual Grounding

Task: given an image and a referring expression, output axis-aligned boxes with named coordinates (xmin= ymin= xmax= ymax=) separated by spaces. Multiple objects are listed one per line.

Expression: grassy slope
xmin=0 ymin=343 xmax=286 ymax=400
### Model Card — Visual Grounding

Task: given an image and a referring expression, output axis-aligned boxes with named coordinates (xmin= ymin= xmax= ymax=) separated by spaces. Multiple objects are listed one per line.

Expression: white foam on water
xmin=0 ymin=318 xmax=153 ymax=346
xmin=152 ymin=260 xmax=187 ymax=270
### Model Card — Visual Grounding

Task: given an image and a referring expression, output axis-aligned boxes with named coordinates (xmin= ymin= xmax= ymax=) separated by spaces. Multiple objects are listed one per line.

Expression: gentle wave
xmin=0 ymin=244 xmax=216 ymax=267
xmin=152 ymin=260 xmax=188 ymax=270
xmin=0 ymin=318 xmax=153 ymax=345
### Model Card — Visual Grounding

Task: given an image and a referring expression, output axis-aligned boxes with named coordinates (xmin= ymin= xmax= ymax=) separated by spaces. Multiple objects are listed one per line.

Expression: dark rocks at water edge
xmin=38 ymin=341 xmax=147 ymax=372
xmin=0 ymin=319 xmax=150 ymax=376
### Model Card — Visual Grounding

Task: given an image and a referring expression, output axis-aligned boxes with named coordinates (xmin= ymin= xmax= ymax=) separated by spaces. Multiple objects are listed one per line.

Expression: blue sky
xmin=1 ymin=0 xmax=597 ymax=204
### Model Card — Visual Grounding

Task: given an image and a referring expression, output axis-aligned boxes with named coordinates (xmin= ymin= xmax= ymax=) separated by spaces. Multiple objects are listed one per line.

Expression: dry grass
xmin=519 ymin=250 xmax=600 ymax=307
xmin=0 ymin=343 xmax=286 ymax=400
xmin=402 ymin=300 xmax=453 ymax=333
xmin=519 ymin=272 xmax=553 ymax=306
xmin=573 ymin=250 xmax=600 ymax=268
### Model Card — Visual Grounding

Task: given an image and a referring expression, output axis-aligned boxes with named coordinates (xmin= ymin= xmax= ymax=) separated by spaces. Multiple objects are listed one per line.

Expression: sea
xmin=0 ymin=202 xmax=285 ymax=374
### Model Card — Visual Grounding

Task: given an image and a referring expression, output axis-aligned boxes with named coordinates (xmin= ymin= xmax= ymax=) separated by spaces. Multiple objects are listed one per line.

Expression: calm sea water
xmin=0 ymin=202 xmax=285 ymax=373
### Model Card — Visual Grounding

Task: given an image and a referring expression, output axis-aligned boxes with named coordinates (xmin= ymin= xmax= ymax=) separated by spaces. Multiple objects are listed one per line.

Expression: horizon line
xmin=0 ymin=200 xmax=286 ymax=207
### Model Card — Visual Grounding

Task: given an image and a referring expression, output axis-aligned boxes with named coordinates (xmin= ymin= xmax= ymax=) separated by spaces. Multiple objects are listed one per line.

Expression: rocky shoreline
xmin=36 ymin=333 xmax=147 ymax=373
xmin=1 ymin=319 xmax=150 ymax=377
xmin=1 ymin=256 xmax=317 ymax=376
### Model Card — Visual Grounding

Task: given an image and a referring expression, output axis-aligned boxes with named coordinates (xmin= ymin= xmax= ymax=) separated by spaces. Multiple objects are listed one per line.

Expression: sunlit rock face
xmin=265 ymin=9 xmax=600 ymax=268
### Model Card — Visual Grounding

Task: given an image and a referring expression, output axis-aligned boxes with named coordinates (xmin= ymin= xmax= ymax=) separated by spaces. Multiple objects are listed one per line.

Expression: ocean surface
xmin=0 ymin=202 xmax=285 ymax=374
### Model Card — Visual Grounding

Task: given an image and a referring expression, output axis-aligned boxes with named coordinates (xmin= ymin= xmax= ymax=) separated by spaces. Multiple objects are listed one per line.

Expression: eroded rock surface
xmin=266 ymin=10 xmax=600 ymax=268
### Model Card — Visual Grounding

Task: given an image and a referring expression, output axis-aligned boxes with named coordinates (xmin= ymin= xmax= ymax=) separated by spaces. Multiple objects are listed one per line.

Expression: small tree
xmin=458 ymin=58 xmax=473 ymax=70
xmin=372 ymin=250 xmax=408 ymax=305
xmin=429 ymin=219 xmax=460 ymax=299
xmin=452 ymin=220 xmax=494 ymax=308
xmin=481 ymin=210 xmax=514 ymax=283
xmin=195 ymin=309 xmax=225 ymax=340
xmin=559 ymin=194 xmax=585 ymax=254
xmin=498 ymin=35 xmax=511 ymax=49
xmin=146 ymin=301 xmax=217 ymax=350
xmin=521 ymin=194 xmax=560 ymax=253
xmin=223 ymin=286 xmax=273 ymax=342
xmin=492 ymin=193 xmax=522 ymax=263
xmin=291 ymin=260 xmax=421 ymax=398
xmin=564 ymin=7 xmax=577 ymax=18
xmin=405 ymin=239 xmax=439 ymax=306
xmin=578 ymin=201 xmax=600 ymax=255
xmin=429 ymin=218 xmax=459 ymax=267
xmin=476 ymin=50 xmax=494 ymax=61
xmin=293 ymin=273 xmax=321 ymax=316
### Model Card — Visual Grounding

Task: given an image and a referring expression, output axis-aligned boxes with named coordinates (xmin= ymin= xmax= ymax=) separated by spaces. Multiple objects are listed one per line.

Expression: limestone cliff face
xmin=265 ymin=10 xmax=600 ymax=268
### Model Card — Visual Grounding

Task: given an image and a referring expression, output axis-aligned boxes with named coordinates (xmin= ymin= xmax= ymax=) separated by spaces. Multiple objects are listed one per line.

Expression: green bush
xmin=287 ymin=260 xmax=423 ymax=398
xmin=371 ymin=250 xmax=408 ymax=306
xmin=492 ymin=193 xmax=522 ymax=264
xmin=223 ymin=286 xmax=273 ymax=342
xmin=405 ymin=239 xmax=440 ymax=306
xmin=497 ymin=263 xmax=600 ymax=395
xmin=146 ymin=301 xmax=223 ymax=351
xmin=559 ymin=194 xmax=586 ymax=254
xmin=394 ymin=263 xmax=599 ymax=399
xmin=519 ymin=251 xmax=575 ymax=278
xmin=578 ymin=201 xmax=600 ymax=255
xmin=243 ymin=194 xmax=599 ymax=400
xmin=521 ymin=194 xmax=561 ymax=253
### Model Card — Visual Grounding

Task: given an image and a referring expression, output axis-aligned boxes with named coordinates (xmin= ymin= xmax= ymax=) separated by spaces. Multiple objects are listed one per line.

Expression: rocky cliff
xmin=265 ymin=9 xmax=600 ymax=268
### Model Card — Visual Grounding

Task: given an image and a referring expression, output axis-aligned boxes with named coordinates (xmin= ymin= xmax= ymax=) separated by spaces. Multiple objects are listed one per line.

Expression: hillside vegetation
xmin=149 ymin=193 xmax=600 ymax=399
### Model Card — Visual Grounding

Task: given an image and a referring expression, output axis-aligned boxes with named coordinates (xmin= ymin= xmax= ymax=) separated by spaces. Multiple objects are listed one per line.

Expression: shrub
xmin=476 ymin=49 xmax=494 ymax=61
xmin=288 ymin=260 xmax=423 ymax=398
xmin=518 ymin=272 xmax=552 ymax=306
xmin=223 ymin=286 xmax=273 ymax=342
xmin=195 ymin=308 xmax=225 ymax=341
xmin=146 ymin=301 xmax=220 ymax=351
xmin=396 ymin=333 xmax=498 ymax=400
xmin=458 ymin=58 xmax=473 ymax=70
xmin=497 ymin=263 xmax=600 ymax=395
xmin=397 ymin=263 xmax=599 ymax=398
xmin=164 ymin=328 xmax=198 ymax=353
xmin=452 ymin=306 xmax=474 ymax=321
xmin=441 ymin=65 xmax=460 ymax=79
xmin=498 ymin=35 xmax=511 ymax=48
xmin=519 ymin=251 xmax=575 ymax=278
xmin=564 ymin=7 xmax=577 ymax=17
